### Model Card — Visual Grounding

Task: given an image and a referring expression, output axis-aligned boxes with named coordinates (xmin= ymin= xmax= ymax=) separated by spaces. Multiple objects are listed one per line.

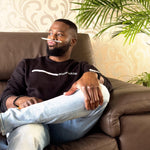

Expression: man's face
xmin=47 ymin=21 xmax=72 ymax=56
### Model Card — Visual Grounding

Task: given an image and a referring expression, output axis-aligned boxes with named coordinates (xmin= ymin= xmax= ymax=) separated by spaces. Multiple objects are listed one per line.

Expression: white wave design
xmin=32 ymin=69 xmax=77 ymax=76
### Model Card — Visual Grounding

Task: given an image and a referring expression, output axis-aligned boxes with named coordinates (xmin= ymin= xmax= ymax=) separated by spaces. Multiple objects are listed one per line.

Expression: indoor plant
xmin=128 ymin=72 xmax=150 ymax=87
xmin=72 ymin=0 xmax=150 ymax=44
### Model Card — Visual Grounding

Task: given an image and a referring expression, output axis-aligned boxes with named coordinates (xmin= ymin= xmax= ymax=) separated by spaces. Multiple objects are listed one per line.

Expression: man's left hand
xmin=64 ymin=72 xmax=104 ymax=110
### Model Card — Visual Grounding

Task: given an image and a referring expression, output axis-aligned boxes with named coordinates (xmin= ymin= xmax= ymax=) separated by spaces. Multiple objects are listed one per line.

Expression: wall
xmin=0 ymin=0 xmax=150 ymax=81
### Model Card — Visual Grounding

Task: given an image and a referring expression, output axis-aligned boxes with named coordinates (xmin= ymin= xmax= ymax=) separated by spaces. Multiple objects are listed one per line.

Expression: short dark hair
xmin=55 ymin=19 xmax=78 ymax=39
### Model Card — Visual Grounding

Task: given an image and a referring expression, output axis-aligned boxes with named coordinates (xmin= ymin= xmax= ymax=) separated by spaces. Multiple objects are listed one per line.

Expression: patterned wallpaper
xmin=0 ymin=0 xmax=150 ymax=81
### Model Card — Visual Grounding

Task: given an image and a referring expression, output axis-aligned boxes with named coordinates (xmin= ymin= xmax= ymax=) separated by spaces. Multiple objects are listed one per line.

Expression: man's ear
xmin=70 ymin=38 xmax=77 ymax=47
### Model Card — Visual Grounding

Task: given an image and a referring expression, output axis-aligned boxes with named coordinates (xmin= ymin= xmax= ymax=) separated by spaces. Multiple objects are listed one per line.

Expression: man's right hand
xmin=16 ymin=96 xmax=43 ymax=109
xmin=6 ymin=96 xmax=43 ymax=109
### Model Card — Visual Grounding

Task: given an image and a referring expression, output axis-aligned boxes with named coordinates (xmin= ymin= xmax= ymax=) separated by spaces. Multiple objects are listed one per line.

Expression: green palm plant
xmin=128 ymin=72 xmax=150 ymax=87
xmin=72 ymin=0 xmax=150 ymax=44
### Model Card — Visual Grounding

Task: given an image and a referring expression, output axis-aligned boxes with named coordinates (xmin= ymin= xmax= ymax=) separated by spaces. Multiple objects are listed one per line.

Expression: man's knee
xmin=7 ymin=124 xmax=50 ymax=150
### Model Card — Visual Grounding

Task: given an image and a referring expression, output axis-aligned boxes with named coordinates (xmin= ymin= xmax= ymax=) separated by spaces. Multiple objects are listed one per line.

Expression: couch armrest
xmin=99 ymin=78 xmax=150 ymax=137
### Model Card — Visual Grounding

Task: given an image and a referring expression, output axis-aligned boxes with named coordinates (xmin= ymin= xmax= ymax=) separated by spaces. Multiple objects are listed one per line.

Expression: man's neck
xmin=48 ymin=56 xmax=70 ymax=62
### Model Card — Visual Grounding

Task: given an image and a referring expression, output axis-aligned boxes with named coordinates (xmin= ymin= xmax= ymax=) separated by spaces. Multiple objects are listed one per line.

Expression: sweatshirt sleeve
xmin=81 ymin=62 xmax=112 ymax=92
xmin=0 ymin=60 xmax=27 ymax=112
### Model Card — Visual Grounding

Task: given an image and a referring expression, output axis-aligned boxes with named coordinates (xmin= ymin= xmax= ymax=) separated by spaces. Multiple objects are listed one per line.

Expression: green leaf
xmin=128 ymin=72 xmax=150 ymax=87
xmin=71 ymin=0 xmax=150 ymax=44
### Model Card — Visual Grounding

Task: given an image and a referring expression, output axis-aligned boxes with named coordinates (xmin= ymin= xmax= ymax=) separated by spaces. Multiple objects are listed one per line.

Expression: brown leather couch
xmin=0 ymin=32 xmax=150 ymax=150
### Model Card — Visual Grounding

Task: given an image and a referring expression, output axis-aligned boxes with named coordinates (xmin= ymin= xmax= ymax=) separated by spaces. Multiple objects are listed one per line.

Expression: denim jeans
xmin=0 ymin=84 xmax=110 ymax=150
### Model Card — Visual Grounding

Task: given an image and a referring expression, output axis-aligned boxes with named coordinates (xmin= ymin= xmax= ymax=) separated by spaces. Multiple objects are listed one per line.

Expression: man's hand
xmin=16 ymin=96 xmax=43 ymax=109
xmin=64 ymin=72 xmax=104 ymax=110
xmin=6 ymin=96 xmax=43 ymax=109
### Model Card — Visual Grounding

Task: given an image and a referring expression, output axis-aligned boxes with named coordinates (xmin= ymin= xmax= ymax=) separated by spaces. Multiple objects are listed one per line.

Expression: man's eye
xmin=57 ymin=33 xmax=63 ymax=37
xmin=49 ymin=33 xmax=53 ymax=36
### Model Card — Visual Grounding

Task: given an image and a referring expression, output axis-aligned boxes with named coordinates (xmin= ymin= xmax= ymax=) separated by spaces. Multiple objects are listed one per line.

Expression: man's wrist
xmin=88 ymin=69 xmax=100 ymax=79
xmin=13 ymin=96 xmax=24 ymax=107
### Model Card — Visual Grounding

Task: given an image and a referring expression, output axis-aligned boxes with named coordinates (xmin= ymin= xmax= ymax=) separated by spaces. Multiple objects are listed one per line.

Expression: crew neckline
xmin=46 ymin=56 xmax=73 ymax=64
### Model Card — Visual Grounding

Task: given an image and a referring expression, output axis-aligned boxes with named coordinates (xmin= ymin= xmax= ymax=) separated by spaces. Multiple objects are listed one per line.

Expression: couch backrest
xmin=0 ymin=32 xmax=94 ymax=94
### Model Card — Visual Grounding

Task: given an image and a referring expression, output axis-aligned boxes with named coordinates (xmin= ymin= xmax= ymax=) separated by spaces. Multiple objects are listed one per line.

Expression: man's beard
xmin=47 ymin=43 xmax=70 ymax=57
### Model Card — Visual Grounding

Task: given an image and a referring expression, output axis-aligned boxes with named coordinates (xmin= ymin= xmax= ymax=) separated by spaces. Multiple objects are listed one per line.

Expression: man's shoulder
xmin=73 ymin=60 xmax=92 ymax=66
xmin=71 ymin=59 xmax=90 ymax=64
xmin=24 ymin=56 xmax=46 ymax=61
xmin=16 ymin=56 xmax=47 ymax=69
xmin=23 ymin=56 xmax=47 ymax=63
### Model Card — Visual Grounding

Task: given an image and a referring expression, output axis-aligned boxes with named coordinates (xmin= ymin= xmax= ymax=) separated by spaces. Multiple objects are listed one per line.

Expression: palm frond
xmin=118 ymin=9 xmax=150 ymax=43
xmin=72 ymin=0 xmax=125 ymax=28
xmin=71 ymin=0 xmax=150 ymax=43
xmin=95 ymin=21 xmax=124 ymax=37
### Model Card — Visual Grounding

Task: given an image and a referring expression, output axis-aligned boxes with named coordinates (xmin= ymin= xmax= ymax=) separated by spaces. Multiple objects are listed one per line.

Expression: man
xmin=0 ymin=19 xmax=112 ymax=150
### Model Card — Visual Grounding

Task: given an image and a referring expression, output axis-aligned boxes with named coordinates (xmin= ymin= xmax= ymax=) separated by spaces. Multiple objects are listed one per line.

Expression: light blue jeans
xmin=0 ymin=84 xmax=110 ymax=150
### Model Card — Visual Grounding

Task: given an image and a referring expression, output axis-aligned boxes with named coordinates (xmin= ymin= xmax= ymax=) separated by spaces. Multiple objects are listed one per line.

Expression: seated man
xmin=0 ymin=19 xmax=112 ymax=150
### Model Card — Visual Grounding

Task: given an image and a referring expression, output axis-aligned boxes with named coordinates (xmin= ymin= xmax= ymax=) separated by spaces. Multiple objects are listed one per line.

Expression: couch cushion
xmin=119 ymin=114 xmax=150 ymax=150
xmin=0 ymin=32 xmax=47 ymax=80
xmin=49 ymin=133 xmax=118 ymax=150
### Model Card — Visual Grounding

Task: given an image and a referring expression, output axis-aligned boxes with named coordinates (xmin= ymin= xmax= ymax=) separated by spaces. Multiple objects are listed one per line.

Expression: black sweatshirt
xmin=0 ymin=56 xmax=112 ymax=112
